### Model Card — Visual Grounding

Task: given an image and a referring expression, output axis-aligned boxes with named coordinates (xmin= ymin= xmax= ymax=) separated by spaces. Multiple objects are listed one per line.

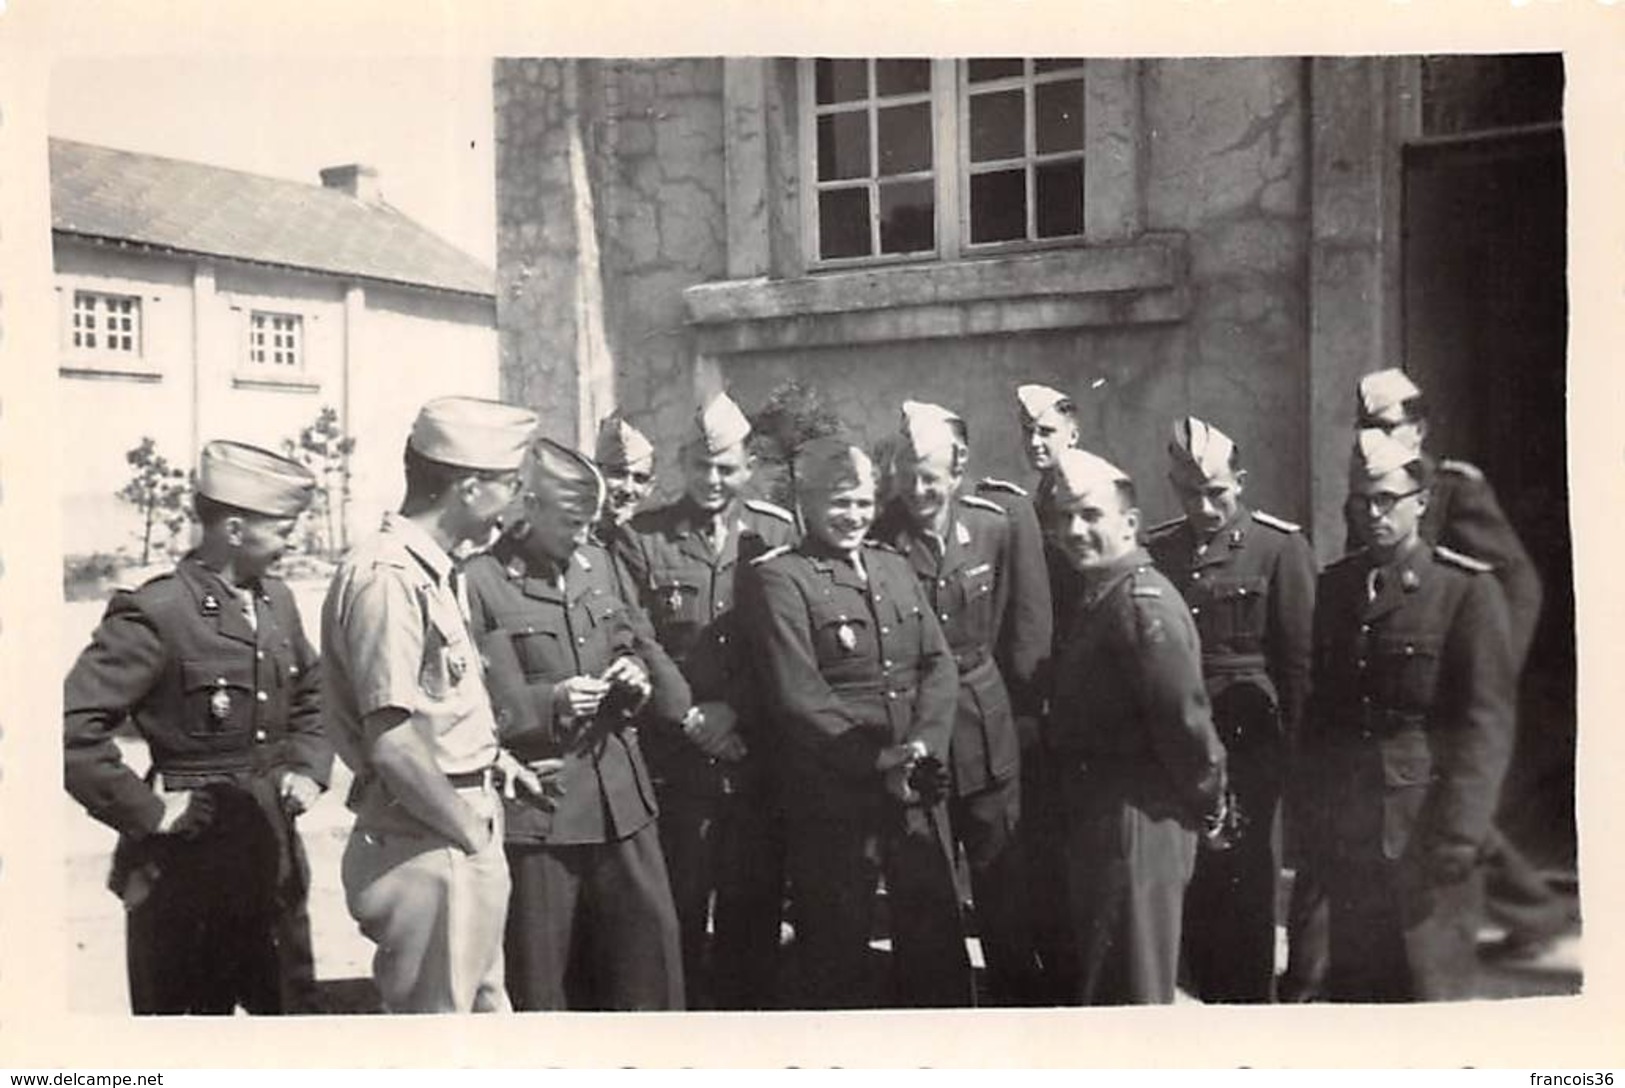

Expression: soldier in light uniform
xmin=976 ymin=381 xmax=1079 ymax=1001
xmin=594 ymin=414 xmax=657 ymax=546
xmin=872 ymin=400 xmax=1046 ymax=1005
xmin=463 ymin=436 xmax=689 ymax=1010
xmin=1043 ymin=448 xmax=1228 ymax=1004
xmin=65 ymin=441 xmax=330 ymax=1014
xmin=612 ymin=391 xmax=797 ymax=1008
xmin=740 ymin=437 xmax=971 ymax=1008
xmin=1305 ymin=429 xmax=1515 ymax=1000
xmin=323 ymin=396 xmax=557 ymax=1013
xmin=1146 ymin=418 xmax=1315 ymax=1002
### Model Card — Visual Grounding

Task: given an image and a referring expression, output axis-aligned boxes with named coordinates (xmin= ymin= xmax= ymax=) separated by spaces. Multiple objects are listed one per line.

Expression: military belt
xmin=953 ymin=648 xmax=992 ymax=674
xmin=1202 ymin=652 xmax=1268 ymax=673
xmin=446 ymin=767 xmax=496 ymax=790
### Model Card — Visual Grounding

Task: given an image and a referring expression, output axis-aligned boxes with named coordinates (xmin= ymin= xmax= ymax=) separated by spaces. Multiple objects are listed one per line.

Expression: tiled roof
xmin=49 ymin=138 xmax=493 ymax=298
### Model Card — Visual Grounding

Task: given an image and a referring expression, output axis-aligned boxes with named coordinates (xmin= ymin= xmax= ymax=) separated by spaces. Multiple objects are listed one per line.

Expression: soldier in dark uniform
xmin=1282 ymin=368 xmax=1557 ymax=999
xmin=612 ymin=391 xmax=797 ymax=1008
xmin=1146 ymin=417 xmax=1315 ymax=1003
xmin=976 ymin=381 xmax=1079 ymax=1001
xmin=64 ymin=440 xmax=331 ymax=1015
xmin=593 ymin=414 xmax=657 ymax=547
xmin=1305 ymin=429 xmax=1515 ymax=1000
xmin=872 ymin=400 xmax=1045 ymax=1005
xmin=1043 ymin=448 xmax=1228 ymax=1005
xmin=740 ymin=436 xmax=971 ymax=1008
xmin=463 ymin=436 xmax=691 ymax=1010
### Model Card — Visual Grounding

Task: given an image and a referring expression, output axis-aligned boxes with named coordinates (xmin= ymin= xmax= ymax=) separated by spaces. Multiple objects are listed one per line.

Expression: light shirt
xmin=322 ymin=511 xmax=500 ymax=834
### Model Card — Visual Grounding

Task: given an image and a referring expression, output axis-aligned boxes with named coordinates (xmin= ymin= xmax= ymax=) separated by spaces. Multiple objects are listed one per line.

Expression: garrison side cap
xmin=198 ymin=440 xmax=316 ymax=517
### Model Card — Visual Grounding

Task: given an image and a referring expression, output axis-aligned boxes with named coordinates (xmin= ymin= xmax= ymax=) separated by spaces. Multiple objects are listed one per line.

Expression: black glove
xmin=907 ymin=754 xmax=951 ymax=806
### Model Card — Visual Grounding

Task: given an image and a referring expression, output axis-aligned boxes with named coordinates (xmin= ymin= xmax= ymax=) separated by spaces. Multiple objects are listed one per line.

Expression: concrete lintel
xmin=692 ymin=285 xmax=1189 ymax=356
xmin=684 ymin=234 xmax=1186 ymax=326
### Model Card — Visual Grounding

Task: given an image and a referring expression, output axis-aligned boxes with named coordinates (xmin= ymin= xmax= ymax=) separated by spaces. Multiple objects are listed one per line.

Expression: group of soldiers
xmin=63 ymin=364 xmax=1558 ymax=1014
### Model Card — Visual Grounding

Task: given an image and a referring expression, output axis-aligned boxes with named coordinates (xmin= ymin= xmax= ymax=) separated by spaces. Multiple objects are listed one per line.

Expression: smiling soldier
xmin=64 ymin=440 xmax=330 ymax=1015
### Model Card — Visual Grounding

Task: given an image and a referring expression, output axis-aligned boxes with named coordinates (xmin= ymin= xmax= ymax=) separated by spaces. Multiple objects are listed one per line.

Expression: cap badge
xmin=201 ymin=593 xmax=221 ymax=617
xmin=209 ymin=680 xmax=232 ymax=723
xmin=836 ymin=620 xmax=858 ymax=653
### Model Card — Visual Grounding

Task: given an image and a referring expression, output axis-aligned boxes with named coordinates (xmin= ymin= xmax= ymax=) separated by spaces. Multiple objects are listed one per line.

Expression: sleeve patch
xmin=744 ymin=498 xmax=795 ymax=523
xmin=1251 ymin=510 xmax=1301 ymax=534
xmin=958 ymin=494 xmax=1007 ymax=515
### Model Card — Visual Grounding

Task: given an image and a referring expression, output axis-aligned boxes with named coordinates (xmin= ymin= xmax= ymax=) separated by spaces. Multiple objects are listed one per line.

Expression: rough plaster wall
xmin=494 ymin=58 xmax=1311 ymax=527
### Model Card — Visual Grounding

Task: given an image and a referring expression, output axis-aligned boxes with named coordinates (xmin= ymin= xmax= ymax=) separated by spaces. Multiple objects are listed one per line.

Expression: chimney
xmin=320 ymin=164 xmax=382 ymax=204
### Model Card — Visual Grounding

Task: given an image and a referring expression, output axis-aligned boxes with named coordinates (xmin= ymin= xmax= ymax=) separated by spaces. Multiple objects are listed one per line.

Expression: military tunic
xmin=1147 ymin=507 xmax=1315 ymax=1002
xmin=873 ymin=492 xmax=1045 ymax=1004
xmin=1047 ymin=550 xmax=1227 ymax=1005
xmin=63 ymin=555 xmax=330 ymax=1014
xmin=740 ymin=538 xmax=971 ymax=1008
xmin=1306 ymin=543 xmax=1516 ymax=1001
xmin=612 ymin=495 xmax=797 ymax=1008
xmin=978 ymin=473 xmax=1076 ymax=1002
xmin=461 ymin=539 xmax=689 ymax=1010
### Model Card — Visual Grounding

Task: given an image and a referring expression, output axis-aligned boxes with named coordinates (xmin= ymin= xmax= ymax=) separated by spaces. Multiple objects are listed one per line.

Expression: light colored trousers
xmin=342 ymin=788 xmax=511 ymax=1013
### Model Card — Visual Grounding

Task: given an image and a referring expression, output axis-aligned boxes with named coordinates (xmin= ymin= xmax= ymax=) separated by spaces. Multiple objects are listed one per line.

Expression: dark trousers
xmin=502 ymin=822 xmax=684 ymax=1010
xmin=1181 ymin=744 xmax=1284 ymax=1003
xmin=785 ymin=802 xmax=972 ymax=1009
xmin=656 ymin=787 xmax=785 ymax=1010
xmin=1020 ymin=746 xmax=1079 ymax=1003
xmin=1280 ymin=859 xmax=1330 ymax=1001
xmin=949 ymin=775 xmax=1043 ymax=1005
xmin=1324 ymin=842 xmax=1484 ymax=1002
xmin=1064 ymin=789 xmax=1198 ymax=1005
xmin=121 ymin=784 xmax=316 ymax=1015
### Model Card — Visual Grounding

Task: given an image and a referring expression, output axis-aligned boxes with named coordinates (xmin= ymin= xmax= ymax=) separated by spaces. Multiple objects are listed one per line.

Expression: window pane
xmin=969 ymin=89 xmax=1026 ymax=162
xmin=1035 ymin=78 xmax=1085 ymax=153
xmin=817 ymin=110 xmax=871 ymax=181
xmin=819 ymin=187 xmax=872 ymax=259
xmin=879 ymin=179 xmax=934 ymax=254
xmin=1036 ymin=159 xmax=1085 ymax=237
xmin=877 ymin=102 xmax=932 ymax=176
xmin=875 ymin=59 xmax=930 ymax=97
xmin=967 ymin=58 xmax=1023 ymax=82
xmin=1034 ymin=58 xmax=1086 ymax=74
xmin=969 ymin=168 xmax=1027 ymax=244
xmin=815 ymin=59 xmax=869 ymax=105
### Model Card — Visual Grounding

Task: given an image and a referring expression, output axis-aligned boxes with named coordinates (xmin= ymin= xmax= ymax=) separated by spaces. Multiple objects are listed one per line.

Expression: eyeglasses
xmin=1356 ymin=488 xmax=1423 ymax=516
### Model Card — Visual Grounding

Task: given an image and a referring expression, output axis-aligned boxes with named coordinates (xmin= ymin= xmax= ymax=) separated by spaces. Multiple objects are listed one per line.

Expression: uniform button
xmin=887 ymin=692 xmax=896 ymax=700
xmin=940 ymin=613 xmax=950 ymax=622
xmin=884 ymin=659 xmax=893 ymax=668
xmin=1404 ymin=645 xmax=1415 ymax=656
xmin=1192 ymin=571 xmax=1202 ymax=581
xmin=1357 ymin=659 xmax=1367 ymax=669
xmin=256 ymin=651 xmax=266 ymax=661
xmin=1191 ymin=606 xmax=1201 ymax=616
xmin=254 ymin=729 xmax=267 ymax=742
xmin=718 ymin=634 xmax=728 ymax=644
xmin=288 ymin=664 xmax=298 ymax=676
xmin=1360 ymin=624 xmax=1370 ymax=634
xmin=939 ymin=579 xmax=948 ymax=588
xmin=256 ymin=691 xmax=268 ymax=703
xmin=578 ymin=637 xmax=586 ymax=645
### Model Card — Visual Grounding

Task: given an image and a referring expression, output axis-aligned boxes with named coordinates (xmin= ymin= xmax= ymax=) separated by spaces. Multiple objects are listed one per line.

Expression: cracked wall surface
xmin=495 ymin=57 xmax=1313 ymax=527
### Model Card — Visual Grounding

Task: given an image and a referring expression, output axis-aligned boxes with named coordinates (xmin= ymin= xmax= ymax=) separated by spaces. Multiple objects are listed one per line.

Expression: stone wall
xmin=494 ymin=57 xmax=1314 ymax=529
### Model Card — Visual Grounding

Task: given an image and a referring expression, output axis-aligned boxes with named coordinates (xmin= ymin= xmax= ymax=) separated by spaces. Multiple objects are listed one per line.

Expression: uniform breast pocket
xmin=179 ymin=659 xmax=255 ymax=738
xmin=511 ymin=622 xmax=569 ymax=681
xmin=1372 ymin=633 xmax=1443 ymax=710
xmin=1380 ymin=730 xmax=1436 ymax=859
xmin=1207 ymin=576 xmax=1269 ymax=645
xmin=419 ymin=620 xmax=473 ymax=701
xmin=952 ymin=564 xmax=996 ymax=631
xmin=650 ymin=573 xmax=702 ymax=629
xmin=811 ymin=606 xmax=872 ymax=666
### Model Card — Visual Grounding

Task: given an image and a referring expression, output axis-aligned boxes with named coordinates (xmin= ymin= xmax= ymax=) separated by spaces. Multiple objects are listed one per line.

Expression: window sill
xmin=60 ymin=360 xmax=163 ymax=383
xmin=232 ymin=372 xmax=321 ymax=394
xmin=683 ymin=233 xmax=1188 ymax=354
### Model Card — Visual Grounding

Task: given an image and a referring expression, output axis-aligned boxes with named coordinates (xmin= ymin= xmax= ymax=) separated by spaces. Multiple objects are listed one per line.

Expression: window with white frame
xmin=248 ymin=311 xmax=304 ymax=369
xmin=70 ymin=290 xmax=143 ymax=354
xmin=799 ymin=58 xmax=1089 ymax=266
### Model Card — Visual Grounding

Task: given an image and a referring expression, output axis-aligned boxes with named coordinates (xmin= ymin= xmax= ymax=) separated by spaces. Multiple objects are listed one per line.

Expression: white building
xmin=51 ymin=138 xmax=499 ymax=559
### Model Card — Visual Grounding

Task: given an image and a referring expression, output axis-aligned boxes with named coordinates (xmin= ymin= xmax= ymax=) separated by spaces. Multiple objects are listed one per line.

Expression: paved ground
xmin=60 ymin=584 xmax=1583 ymax=1014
